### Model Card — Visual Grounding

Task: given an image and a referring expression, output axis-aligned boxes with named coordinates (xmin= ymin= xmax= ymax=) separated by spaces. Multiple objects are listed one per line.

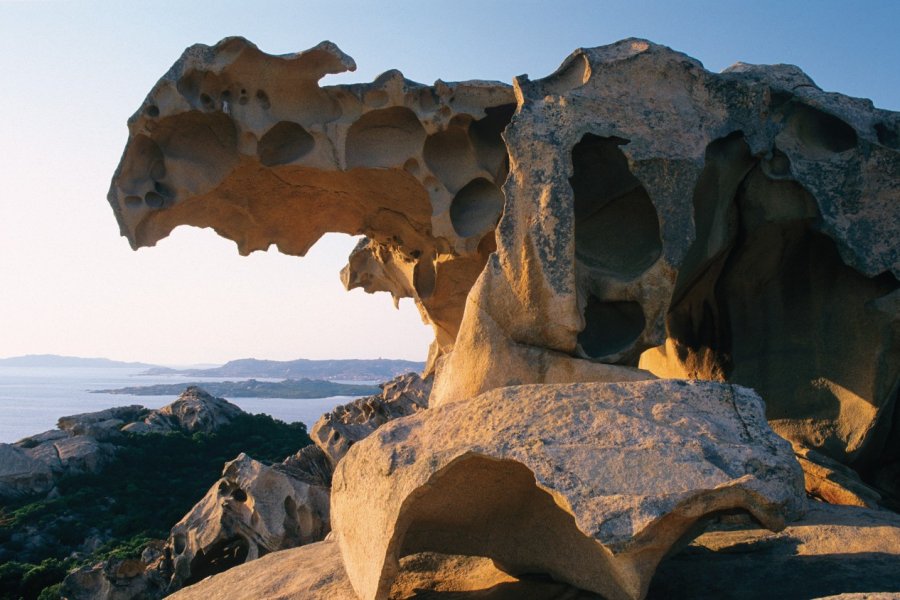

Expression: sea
xmin=0 ymin=366 xmax=368 ymax=444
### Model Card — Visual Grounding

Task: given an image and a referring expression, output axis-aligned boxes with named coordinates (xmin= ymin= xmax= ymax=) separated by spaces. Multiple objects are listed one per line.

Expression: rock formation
xmin=430 ymin=40 xmax=900 ymax=485
xmin=121 ymin=386 xmax=243 ymax=434
xmin=109 ymin=38 xmax=899 ymax=487
xmin=311 ymin=372 xmax=431 ymax=465
xmin=167 ymin=452 xmax=331 ymax=589
xmin=333 ymin=380 xmax=805 ymax=600
xmin=107 ymin=37 xmax=900 ymax=599
xmin=107 ymin=38 xmax=515 ymax=363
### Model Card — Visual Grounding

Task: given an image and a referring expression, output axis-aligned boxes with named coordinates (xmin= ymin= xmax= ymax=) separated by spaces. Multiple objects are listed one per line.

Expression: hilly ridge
xmin=140 ymin=357 xmax=424 ymax=381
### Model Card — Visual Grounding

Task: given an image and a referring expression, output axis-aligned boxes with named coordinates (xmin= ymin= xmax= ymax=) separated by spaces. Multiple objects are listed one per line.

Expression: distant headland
xmin=0 ymin=354 xmax=424 ymax=381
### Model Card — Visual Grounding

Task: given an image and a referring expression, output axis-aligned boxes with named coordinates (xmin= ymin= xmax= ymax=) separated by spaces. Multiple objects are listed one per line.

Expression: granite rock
xmin=332 ymin=380 xmax=806 ymax=600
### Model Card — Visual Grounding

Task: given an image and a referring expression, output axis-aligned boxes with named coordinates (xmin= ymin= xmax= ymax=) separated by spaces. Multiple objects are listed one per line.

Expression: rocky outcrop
xmin=0 ymin=443 xmax=54 ymax=499
xmin=168 ymin=452 xmax=330 ymax=590
xmin=311 ymin=373 xmax=431 ymax=465
xmin=332 ymin=380 xmax=805 ymax=600
xmin=57 ymin=405 xmax=147 ymax=439
xmin=168 ymin=503 xmax=900 ymax=600
xmin=121 ymin=386 xmax=242 ymax=434
xmin=107 ymin=38 xmax=515 ymax=362
xmin=1 ymin=388 xmax=244 ymax=501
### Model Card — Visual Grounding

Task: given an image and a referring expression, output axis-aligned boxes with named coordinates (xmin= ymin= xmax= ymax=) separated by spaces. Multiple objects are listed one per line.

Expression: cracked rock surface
xmin=331 ymin=380 xmax=806 ymax=600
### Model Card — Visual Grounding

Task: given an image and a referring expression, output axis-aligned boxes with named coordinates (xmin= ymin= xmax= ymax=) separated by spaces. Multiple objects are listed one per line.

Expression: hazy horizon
xmin=1 ymin=0 xmax=897 ymax=365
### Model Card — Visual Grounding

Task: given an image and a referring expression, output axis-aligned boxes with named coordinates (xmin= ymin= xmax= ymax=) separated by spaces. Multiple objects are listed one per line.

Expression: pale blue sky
xmin=0 ymin=1 xmax=897 ymax=364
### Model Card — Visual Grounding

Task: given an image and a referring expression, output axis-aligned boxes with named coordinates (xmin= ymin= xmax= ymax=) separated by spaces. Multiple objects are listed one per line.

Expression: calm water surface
xmin=0 ymin=367 xmax=368 ymax=443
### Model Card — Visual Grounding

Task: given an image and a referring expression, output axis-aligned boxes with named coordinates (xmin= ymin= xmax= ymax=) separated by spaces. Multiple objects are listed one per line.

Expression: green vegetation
xmin=93 ymin=377 xmax=380 ymax=398
xmin=0 ymin=413 xmax=312 ymax=600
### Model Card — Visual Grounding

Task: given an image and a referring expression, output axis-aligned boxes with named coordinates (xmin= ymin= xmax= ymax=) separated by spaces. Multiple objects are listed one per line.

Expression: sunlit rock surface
xmin=167 ymin=452 xmax=331 ymax=590
xmin=108 ymin=38 xmax=515 ymax=362
xmin=311 ymin=372 xmax=431 ymax=466
xmin=332 ymin=380 xmax=805 ymax=600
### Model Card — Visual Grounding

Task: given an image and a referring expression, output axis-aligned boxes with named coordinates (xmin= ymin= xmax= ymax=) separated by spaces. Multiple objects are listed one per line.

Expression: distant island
xmin=0 ymin=354 xmax=160 ymax=369
xmin=139 ymin=357 xmax=424 ymax=381
xmin=92 ymin=378 xmax=381 ymax=398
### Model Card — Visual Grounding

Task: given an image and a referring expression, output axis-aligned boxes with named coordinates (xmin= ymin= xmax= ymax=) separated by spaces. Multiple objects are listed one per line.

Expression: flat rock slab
xmin=332 ymin=380 xmax=806 ymax=600
xmin=169 ymin=504 xmax=900 ymax=600
xmin=649 ymin=504 xmax=900 ymax=599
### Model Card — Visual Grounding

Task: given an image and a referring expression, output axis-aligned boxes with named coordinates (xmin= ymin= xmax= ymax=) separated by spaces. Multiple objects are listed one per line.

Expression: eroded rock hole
xmin=153 ymin=181 xmax=173 ymax=199
xmin=413 ymin=256 xmax=436 ymax=299
xmin=257 ymin=121 xmax=315 ymax=167
xmin=571 ymin=134 xmax=662 ymax=278
xmin=119 ymin=135 xmax=164 ymax=188
xmin=145 ymin=105 xmax=159 ymax=118
xmin=183 ymin=537 xmax=249 ymax=586
xmin=786 ymin=103 xmax=857 ymax=154
xmin=449 ymin=178 xmax=504 ymax=238
xmin=147 ymin=112 xmax=239 ymax=189
xmin=346 ymin=107 xmax=426 ymax=169
xmin=424 ymin=127 xmax=477 ymax=192
xmin=256 ymin=89 xmax=271 ymax=110
xmin=469 ymin=103 xmax=515 ymax=182
xmin=541 ymin=53 xmax=591 ymax=95
xmin=144 ymin=191 xmax=165 ymax=209
xmin=397 ymin=456 xmax=610 ymax=590
xmin=577 ymin=298 xmax=646 ymax=361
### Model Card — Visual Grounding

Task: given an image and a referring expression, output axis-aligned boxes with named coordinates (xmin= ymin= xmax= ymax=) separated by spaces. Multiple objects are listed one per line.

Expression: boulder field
xmin=99 ymin=37 xmax=900 ymax=599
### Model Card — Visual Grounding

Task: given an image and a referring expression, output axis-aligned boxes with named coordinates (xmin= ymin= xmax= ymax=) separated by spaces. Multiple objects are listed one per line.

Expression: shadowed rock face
xmin=108 ymin=38 xmax=515 ymax=359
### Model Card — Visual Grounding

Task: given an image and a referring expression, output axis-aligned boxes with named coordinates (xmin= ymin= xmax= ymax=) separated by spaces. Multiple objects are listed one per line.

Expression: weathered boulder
xmin=332 ymin=380 xmax=806 ymax=600
xmin=121 ymin=386 xmax=242 ymax=434
xmin=311 ymin=372 xmax=431 ymax=465
xmin=25 ymin=435 xmax=117 ymax=475
xmin=648 ymin=503 xmax=900 ymax=599
xmin=107 ymin=38 xmax=516 ymax=362
xmin=57 ymin=405 xmax=147 ymax=439
xmin=0 ymin=443 xmax=54 ymax=499
xmin=168 ymin=452 xmax=330 ymax=590
xmin=167 ymin=503 xmax=900 ymax=600
xmin=60 ymin=542 xmax=170 ymax=600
